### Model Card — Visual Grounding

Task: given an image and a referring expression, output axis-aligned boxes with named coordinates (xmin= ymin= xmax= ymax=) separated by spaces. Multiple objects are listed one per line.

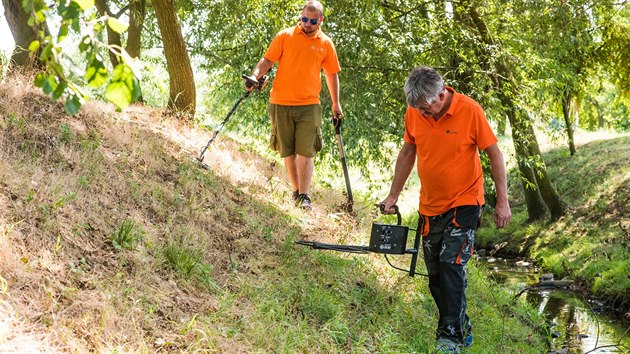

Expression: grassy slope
xmin=0 ymin=74 xmax=548 ymax=352
xmin=477 ymin=132 xmax=630 ymax=313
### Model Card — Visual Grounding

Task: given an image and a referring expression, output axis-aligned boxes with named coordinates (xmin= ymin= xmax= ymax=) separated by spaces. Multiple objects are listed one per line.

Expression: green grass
xmin=191 ymin=242 xmax=549 ymax=353
xmin=110 ymin=219 xmax=143 ymax=251
xmin=161 ymin=241 xmax=218 ymax=291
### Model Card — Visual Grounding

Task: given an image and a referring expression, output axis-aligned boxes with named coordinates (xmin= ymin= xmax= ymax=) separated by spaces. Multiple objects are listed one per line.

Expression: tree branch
xmin=114 ymin=4 xmax=131 ymax=18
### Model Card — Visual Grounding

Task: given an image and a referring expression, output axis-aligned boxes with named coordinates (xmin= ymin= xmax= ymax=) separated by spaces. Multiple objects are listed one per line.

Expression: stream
xmin=477 ymin=257 xmax=630 ymax=353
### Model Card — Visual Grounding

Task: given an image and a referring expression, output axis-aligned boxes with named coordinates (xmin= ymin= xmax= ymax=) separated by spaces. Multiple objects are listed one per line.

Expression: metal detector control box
xmin=369 ymin=223 xmax=409 ymax=254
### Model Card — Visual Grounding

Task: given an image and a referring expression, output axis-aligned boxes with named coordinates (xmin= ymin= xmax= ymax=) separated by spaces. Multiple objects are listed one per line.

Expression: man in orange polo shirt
xmin=244 ymin=0 xmax=343 ymax=210
xmin=381 ymin=66 xmax=511 ymax=353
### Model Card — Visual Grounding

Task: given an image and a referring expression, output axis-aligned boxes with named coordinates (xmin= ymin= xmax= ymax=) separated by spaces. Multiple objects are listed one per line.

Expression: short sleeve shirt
xmin=403 ymin=87 xmax=498 ymax=216
xmin=264 ymin=25 xmax=341 ymax=106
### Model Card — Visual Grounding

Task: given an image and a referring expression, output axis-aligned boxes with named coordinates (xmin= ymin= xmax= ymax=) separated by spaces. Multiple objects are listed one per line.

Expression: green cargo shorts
xmin=268 ymin=103 xmax=323 ymax=158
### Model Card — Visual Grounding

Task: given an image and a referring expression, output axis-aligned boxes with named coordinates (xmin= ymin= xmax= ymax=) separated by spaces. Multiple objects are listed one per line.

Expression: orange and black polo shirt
xmin=403 ymin=87 xmax=498 ymax=216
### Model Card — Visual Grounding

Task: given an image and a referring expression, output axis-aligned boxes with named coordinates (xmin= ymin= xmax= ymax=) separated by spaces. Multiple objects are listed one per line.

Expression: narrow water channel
xmin=477 ymin=257 xmax=630 ymax=353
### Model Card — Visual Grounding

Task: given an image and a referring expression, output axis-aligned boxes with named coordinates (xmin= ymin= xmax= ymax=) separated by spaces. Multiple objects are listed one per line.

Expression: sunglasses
xmin=301 ymin=17 xmax=319 ymax=25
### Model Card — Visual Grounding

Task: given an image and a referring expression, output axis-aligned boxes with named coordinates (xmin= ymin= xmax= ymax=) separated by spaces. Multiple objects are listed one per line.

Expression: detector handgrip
xmin=379 ymin=204 xmax=402 ymax=225
xmin=242 ymin=74 xmax=269 ymax=91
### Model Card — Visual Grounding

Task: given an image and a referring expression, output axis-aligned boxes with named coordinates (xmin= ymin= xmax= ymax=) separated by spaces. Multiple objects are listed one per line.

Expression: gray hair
xmin=303 ymin=1 xmax=324 ymax=17
xmin=404 ymin=66 xmax=444 ymax=107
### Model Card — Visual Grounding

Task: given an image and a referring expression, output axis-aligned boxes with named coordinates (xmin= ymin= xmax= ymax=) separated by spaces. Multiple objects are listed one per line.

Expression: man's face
xmin=300 ymin=9 xmax=322 ymax=34
xmin=415 ymin=91 xmax=446 ymax=117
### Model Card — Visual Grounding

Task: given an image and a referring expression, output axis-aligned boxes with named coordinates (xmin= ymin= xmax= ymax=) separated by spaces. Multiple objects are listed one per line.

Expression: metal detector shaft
xmin=295 ymin=240 xmax=369 ymax=254
xmin=197 ymin=74 xmax=269 ymax=167
xmin=333 ymin=117 xmax=353 ymax=211
xmin=198 ymin=91 xmax=251 ymax=164
xmin=408 ymin=227 xmax=422 ymax=277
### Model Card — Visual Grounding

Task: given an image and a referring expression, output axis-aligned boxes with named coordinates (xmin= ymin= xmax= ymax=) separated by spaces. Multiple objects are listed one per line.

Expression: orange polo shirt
xmin=264 ymin=24 xmax=341 ymax=106
xmin=403 ymin=87 xmax=498 ymax=216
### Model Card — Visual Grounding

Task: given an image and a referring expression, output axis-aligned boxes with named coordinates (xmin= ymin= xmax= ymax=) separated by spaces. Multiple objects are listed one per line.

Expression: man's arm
xmin=324 ymin=72 xmax=343 ymax=118
xmin=251 ymin=58 xmax=274 ymax=79
xmin=380 ymin=142 xmax=416 ymax=214
xmin=484 ymin=143 xmax=511 ymax=228
xmin=245 ymin=58 xmax=274 ymax=91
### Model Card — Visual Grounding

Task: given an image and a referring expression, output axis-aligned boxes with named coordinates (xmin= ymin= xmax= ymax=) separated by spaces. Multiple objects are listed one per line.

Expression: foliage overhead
xmin=7 ymin=0 xmax=629 ymax=178
xmin=186 ymin=0 xmax=628 ymax=186
xmin=24 ymin=0 xmax=141 ymax=114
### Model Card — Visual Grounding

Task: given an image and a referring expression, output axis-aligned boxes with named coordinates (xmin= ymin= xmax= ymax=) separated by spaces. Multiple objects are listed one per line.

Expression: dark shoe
xmin=298 ymin=194 xmax=312 ymax=210
xmin=292 ymin=190 xmax=300 ymax=205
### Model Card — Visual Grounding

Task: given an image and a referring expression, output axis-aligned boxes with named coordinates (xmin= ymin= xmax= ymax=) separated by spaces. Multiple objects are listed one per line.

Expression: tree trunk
xmin=448 ymin=3 xmax=474 ymax=95
xmin=152 ymin=0 xmax=196 ymax=116
xmin=465 ymin=4 xmax=563 ymax=221
xmin=524 ymin=113 xmax=567 ymax=220
xmin=126 ymin=0 xmax=146 ymax=59
xmin=595 ymin=100 xmax=605 ymax=129
xmin=94 ymin=0 xmax=122 ymax=68
xmin=595 ymin=86 xmax=605 ymax=129
xmin=2 ymin=0 xmax=45 ymax=69
xmin=507 ymin=104 xmax=548 ymax=221
xmin=126 ymin=0 xmax=146 ymax=102
xmin=561 ymin=89 xmax=576 ymax=156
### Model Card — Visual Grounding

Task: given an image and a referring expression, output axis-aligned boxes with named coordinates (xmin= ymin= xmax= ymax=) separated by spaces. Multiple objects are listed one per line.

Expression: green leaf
xmin=105 ymin=82 xmax=132 ymax=109
xmin=48 ymin=62 xmax=65 ymax=79
xmin=107 ymin=17 xmax=129 ymax=34
xmin=58 ymin=1 xmax=80 ymax=21
xmin=57 ymin=23 xmax=69 ymax=43
xmin=52 ymin=81 xmax=68 ymax=101
xmin=28 ymin=40 xmax=40 ymax=52
xmin=35 ymin=11 xmax=46 ymax=24
xmin=42 ymin=75 xmax=58 ymax=95
xmin=34 ymin=73 xmax=46 ymax=87
xmin=64 ymin=95 xmax=82 ymax=115
xmin=71 ymin=18 xmax=81 ymax=32
xmin=93 ymin=21 xmax=104 ymax=34
xmin=131 ymin=77 xmax=142 ymax=101
xmin=85 ymin=54 xmax=109 ymax=87
xmin=72 ymin=0 xmax=94 ymax=11
xmin=79 ymin=36 xmax=91 ymax=52
xmin=39 ymin=42 xmax=52 ymax=61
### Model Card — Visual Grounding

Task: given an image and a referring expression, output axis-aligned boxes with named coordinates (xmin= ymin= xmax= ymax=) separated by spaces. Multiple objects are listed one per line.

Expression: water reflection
xmin=477 ymin=257 xmax=630 ymax=353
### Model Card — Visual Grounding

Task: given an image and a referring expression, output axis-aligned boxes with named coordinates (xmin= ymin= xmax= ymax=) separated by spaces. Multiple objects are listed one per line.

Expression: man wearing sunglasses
xmin=244 ymin=0 xmax=343 ymax=210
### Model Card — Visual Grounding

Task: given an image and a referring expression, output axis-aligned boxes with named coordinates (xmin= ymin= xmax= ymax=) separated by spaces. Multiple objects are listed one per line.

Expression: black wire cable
xmin=384 ymin=254 xmax=428 ymax=277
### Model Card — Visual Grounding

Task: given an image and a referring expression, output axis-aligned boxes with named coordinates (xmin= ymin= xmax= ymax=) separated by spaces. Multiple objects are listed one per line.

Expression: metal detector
xmin=197 ymin=74 xmax=269 ymax=169
xmin=296 ymin=205 xmax=426 ymax=277
xmin=332 ymin=117 xmax=353 ymax=212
